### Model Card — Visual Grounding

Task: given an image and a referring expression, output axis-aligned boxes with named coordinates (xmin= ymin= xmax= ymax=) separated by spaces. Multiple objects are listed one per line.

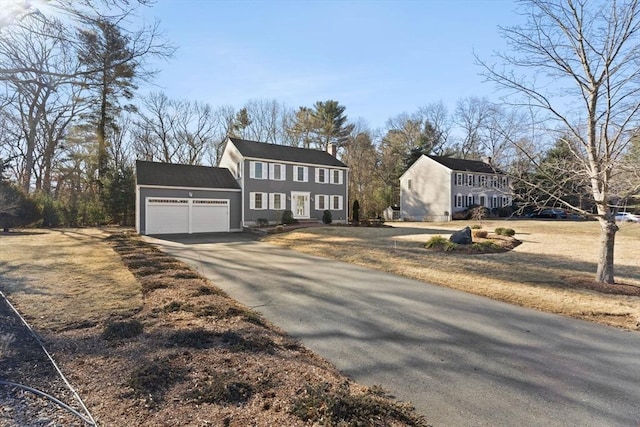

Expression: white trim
xmin=315 ymin=167 xmax=329 ymax=184
xmin=241 ymin=156 xmax=348 ymax=170
xmin=250 ymin=161 xmax=267 ymax=179
xmin=291 ymin=191 xmax=310 ymax=219
xmin=135 ymin=185 xmax=141 ymax=233
xmin=269 ymin=193 xmax=286 ymax=210
xmin=269 ymin=163 xmax=286 ymax=181
xmin=293 ymin=165 xmax=309 ymax=182
xmin=330 ymin=195 xmax=343 ymax=211
xmin=138 ymin=184 xmax=241 ymax=192
xmin=249 ymin=192 xmax=268 ymax=210
xmin=315 ymin=194 xmax=328 ymax=210
xmin=330 ymin=169 xmax=344 ymax=185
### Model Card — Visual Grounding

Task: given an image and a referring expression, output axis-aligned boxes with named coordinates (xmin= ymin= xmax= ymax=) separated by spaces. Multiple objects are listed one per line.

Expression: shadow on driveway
xmin=146 ymin=232 xmax=259 ymax=245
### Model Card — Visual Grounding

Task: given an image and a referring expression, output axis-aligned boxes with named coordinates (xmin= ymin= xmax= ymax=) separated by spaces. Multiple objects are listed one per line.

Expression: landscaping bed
xmin=0 ymin=228 xmax=428 ymax=426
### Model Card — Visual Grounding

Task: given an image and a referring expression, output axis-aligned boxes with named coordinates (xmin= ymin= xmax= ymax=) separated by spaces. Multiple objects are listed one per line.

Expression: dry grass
xmin=0 ymin=228 xmax=141 ymax=330
xmin=0 ymin=229 xmax=427 ymax=426
xmin=262 ymin=220 xmax=640 ymax=330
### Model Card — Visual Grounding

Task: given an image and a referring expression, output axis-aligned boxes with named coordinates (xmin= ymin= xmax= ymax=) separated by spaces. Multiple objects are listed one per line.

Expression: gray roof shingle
xmin=428 ymin=156 xmax=503 ymax=174
xmin=228 ymin=137 xmax=347 ymax=168
xmin=136 ymin=160 xmax=240 ymax=189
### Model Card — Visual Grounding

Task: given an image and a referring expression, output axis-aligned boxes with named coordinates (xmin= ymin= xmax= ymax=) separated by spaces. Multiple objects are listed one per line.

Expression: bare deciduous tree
xmin=479 ymin=0 xmax=640 ymax=283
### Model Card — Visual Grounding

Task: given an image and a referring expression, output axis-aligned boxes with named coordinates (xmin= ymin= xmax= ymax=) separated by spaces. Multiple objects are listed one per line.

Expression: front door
xmin=291 ymin=191 xmax=310 ymax=219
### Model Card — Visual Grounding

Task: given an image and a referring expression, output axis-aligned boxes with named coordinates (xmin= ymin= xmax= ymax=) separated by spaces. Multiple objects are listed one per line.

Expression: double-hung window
xmin=250 ymin=161 xmax=267 ymax=179
xmin=249 ymin=192 xmax=267 ymax=210
xmin=330 ymin=195 xmax=343 ymax=210
xmin=330 ymin=169 xmax=343 ymax=185
xmin=315 ymin=195 xmax=328 ymax=210
xmin=455 ymin=194 xmax=463 ymax=208
xmin=479 ymin=175 xmax=486 ymax=187
xmin=269 ymin=163 xmax=286 ymax=181
xmin=467 ymin=174 xmax=474 ymax=187
xmin=293 ymin=166 xmax=308 ymax=182
xmin=455 ymin=173 xmax=463 ymax=186
xmin=270 ymin=193 xmax=286 ymax=210
xmin=315 ymin=168 xmax=329 ymax=183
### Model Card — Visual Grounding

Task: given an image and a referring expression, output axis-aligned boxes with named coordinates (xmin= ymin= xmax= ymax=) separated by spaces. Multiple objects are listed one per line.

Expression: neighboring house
xmin=135 ymin=160 xmax=242 ymax=235
xmin=400 ymin=155 xmax=512 ymax=221
xmin=218 ymin=137 xmax=349 ymax=227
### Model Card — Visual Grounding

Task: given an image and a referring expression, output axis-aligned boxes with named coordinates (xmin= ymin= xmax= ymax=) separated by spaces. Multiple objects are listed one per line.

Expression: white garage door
xmin=146 ymin=198 xmax=229 ymax=234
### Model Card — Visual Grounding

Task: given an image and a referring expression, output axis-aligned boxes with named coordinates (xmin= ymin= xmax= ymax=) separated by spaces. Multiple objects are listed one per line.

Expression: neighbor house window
xmin=315 ymin=194 xmax=328 ymax=210
xmin=455 ymin=173 xmax=463 ymax=186
xmin=249 ymin=192 xmax=267 ymax=210
xmin=331 ymin=169 xmax=343 ymax=184
xmin=501 ymin=176 xmax=508 ymax=189
xmin=315 ymin=168 xmax=329 ymax=183
xmin=455 ymin=194 xmax=463 ymax=208
xmin=269 ymin=163 xmax=286 ymax=181
xmin=236 ymin=161 xmax=242 ymax=178
xmin=467 ymin=194 xmax=474 ymax=207
xmin=467 ymin=174 xmax=474 ymax=187
xmin=294 ymin=166 xmax=308 ymax=182
xmin=408 ymin=179 xmax=412 ymax=190
xmin=492 ymin=196 xmax=498 ymax=208
xmin=270 ymin=193 xmax=286 ymax=210
xmin=330 ymin=195 xmax=343 ymax=210
xmin=250 ymin=161 xmax=267 ymax=179
xmin=492 ymin=176 xmax=498 ymax=188
xmin=502 ymin=196 xmax=510 ymax=207
xmin=480 ymin=175 xmax=486 ymax=187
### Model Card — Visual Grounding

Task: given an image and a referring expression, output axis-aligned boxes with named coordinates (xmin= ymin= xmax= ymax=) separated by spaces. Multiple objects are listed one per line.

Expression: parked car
xmin=532 ymin=208 xmax=568 ymax=219
xmin=614 ymin=212 xmax=640 ymax=223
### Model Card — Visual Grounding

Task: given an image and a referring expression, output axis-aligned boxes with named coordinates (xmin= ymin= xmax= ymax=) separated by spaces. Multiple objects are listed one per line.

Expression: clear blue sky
xmin=140 ymin=0 xmax=522 ymax=130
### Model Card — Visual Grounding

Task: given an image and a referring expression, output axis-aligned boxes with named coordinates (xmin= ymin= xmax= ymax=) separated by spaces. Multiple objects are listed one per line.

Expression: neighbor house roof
xmin=136 ymin=160 xmax=240 ymax=189
xmin=228 ymin=137 xmax=347 ymax=168
xmin=428 ymin=156 xmax=502 ymax=174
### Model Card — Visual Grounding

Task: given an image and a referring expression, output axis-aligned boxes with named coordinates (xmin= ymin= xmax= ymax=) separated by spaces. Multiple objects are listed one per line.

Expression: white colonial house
xmin=400 ymin=155 xmax=513 ymax=221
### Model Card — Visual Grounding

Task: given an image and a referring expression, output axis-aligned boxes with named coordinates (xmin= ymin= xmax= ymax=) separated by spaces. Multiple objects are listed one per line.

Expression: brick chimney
xmin=327 ymin=143 xmax=337 ymax=157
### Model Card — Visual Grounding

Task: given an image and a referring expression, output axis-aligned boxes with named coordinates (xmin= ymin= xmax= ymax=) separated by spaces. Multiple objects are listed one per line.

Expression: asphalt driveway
xmin=145 ymin=232 xmax=640 ymax=427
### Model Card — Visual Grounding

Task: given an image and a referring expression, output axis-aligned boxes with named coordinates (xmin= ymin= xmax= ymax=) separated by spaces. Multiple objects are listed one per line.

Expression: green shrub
xmin=495 ymin=227 xmax=515 ymax=237
xmin=322 ymin=209 xmax=332 ymax=224
xmin=352 ymin=199 xmax=360 ymax=222
xmin=256 ymin=218 xmax=269 ymax=227
xmin=424 ymin=236 xmax=457 ymax=252
xmin=281 ymin=210 xmax=296 ymax=225
xmin=471 ymin=241 xmax=502 ymax=252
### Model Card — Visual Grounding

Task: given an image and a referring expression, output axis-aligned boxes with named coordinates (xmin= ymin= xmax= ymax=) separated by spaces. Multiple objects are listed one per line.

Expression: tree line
xmin=1 ymin=0 xmax=639 ymax=284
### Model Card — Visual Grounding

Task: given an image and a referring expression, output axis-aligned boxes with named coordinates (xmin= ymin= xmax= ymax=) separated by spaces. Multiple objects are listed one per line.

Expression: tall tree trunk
xmin=595 ymin=219 xmax=618 ymax=284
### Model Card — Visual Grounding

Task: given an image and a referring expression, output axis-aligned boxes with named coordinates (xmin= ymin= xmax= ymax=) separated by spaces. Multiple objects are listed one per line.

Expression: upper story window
xmin=236 ymin=162 xmax=241 ymax=178
xmin=492 ymin=176 xmax=498 ymax=188
xmin=331 ymin=169 xmax=343 ymax=185
xmin=315 ymin=168 xmax=329 ymax=184
xmin=294 ymin=166 xmax=308 ymax=182
xmin=269 ymin=163 xmax=286 ymax=181
xmin=467 ymin=174 xmax=474 ymax=187
xmin=250 ymin=161 xmax=267 ymax=179
xmin=455 ymin=173 xmax=463 ymax=186
xmin=501 ymin=176 xmax=508 ymax=188
xmin=479 ymin=175 xmax=486 ymax=187
xmin=408 ymin=179 xmax=412 ymax=190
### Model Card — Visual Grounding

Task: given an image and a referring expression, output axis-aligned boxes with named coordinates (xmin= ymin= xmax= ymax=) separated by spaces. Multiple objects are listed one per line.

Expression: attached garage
xmin=136 ymin=161 xmax=242 ymax=235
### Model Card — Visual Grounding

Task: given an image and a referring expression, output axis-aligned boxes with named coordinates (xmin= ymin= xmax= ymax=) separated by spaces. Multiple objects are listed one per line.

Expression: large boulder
xmin=449 ymin=226 xmax=472 ymax=245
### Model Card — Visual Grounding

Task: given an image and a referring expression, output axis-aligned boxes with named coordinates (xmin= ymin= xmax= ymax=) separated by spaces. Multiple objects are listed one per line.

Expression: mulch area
xmin=563 ymin=277 xmax=640 ymax=297
xmin=0 ymin=296 xmax=90 ymax=427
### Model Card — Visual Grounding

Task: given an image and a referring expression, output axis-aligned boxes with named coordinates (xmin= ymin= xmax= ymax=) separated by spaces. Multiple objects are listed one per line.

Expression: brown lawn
xmin=262 ymin=220 xmax=640 ymax=331
xmin=0 ymin=228 xmax=427 ymax=426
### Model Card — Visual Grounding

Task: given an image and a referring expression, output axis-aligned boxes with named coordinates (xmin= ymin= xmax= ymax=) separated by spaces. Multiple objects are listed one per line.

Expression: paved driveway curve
xmin=145 ymin=233 xmax=640 ymax=427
